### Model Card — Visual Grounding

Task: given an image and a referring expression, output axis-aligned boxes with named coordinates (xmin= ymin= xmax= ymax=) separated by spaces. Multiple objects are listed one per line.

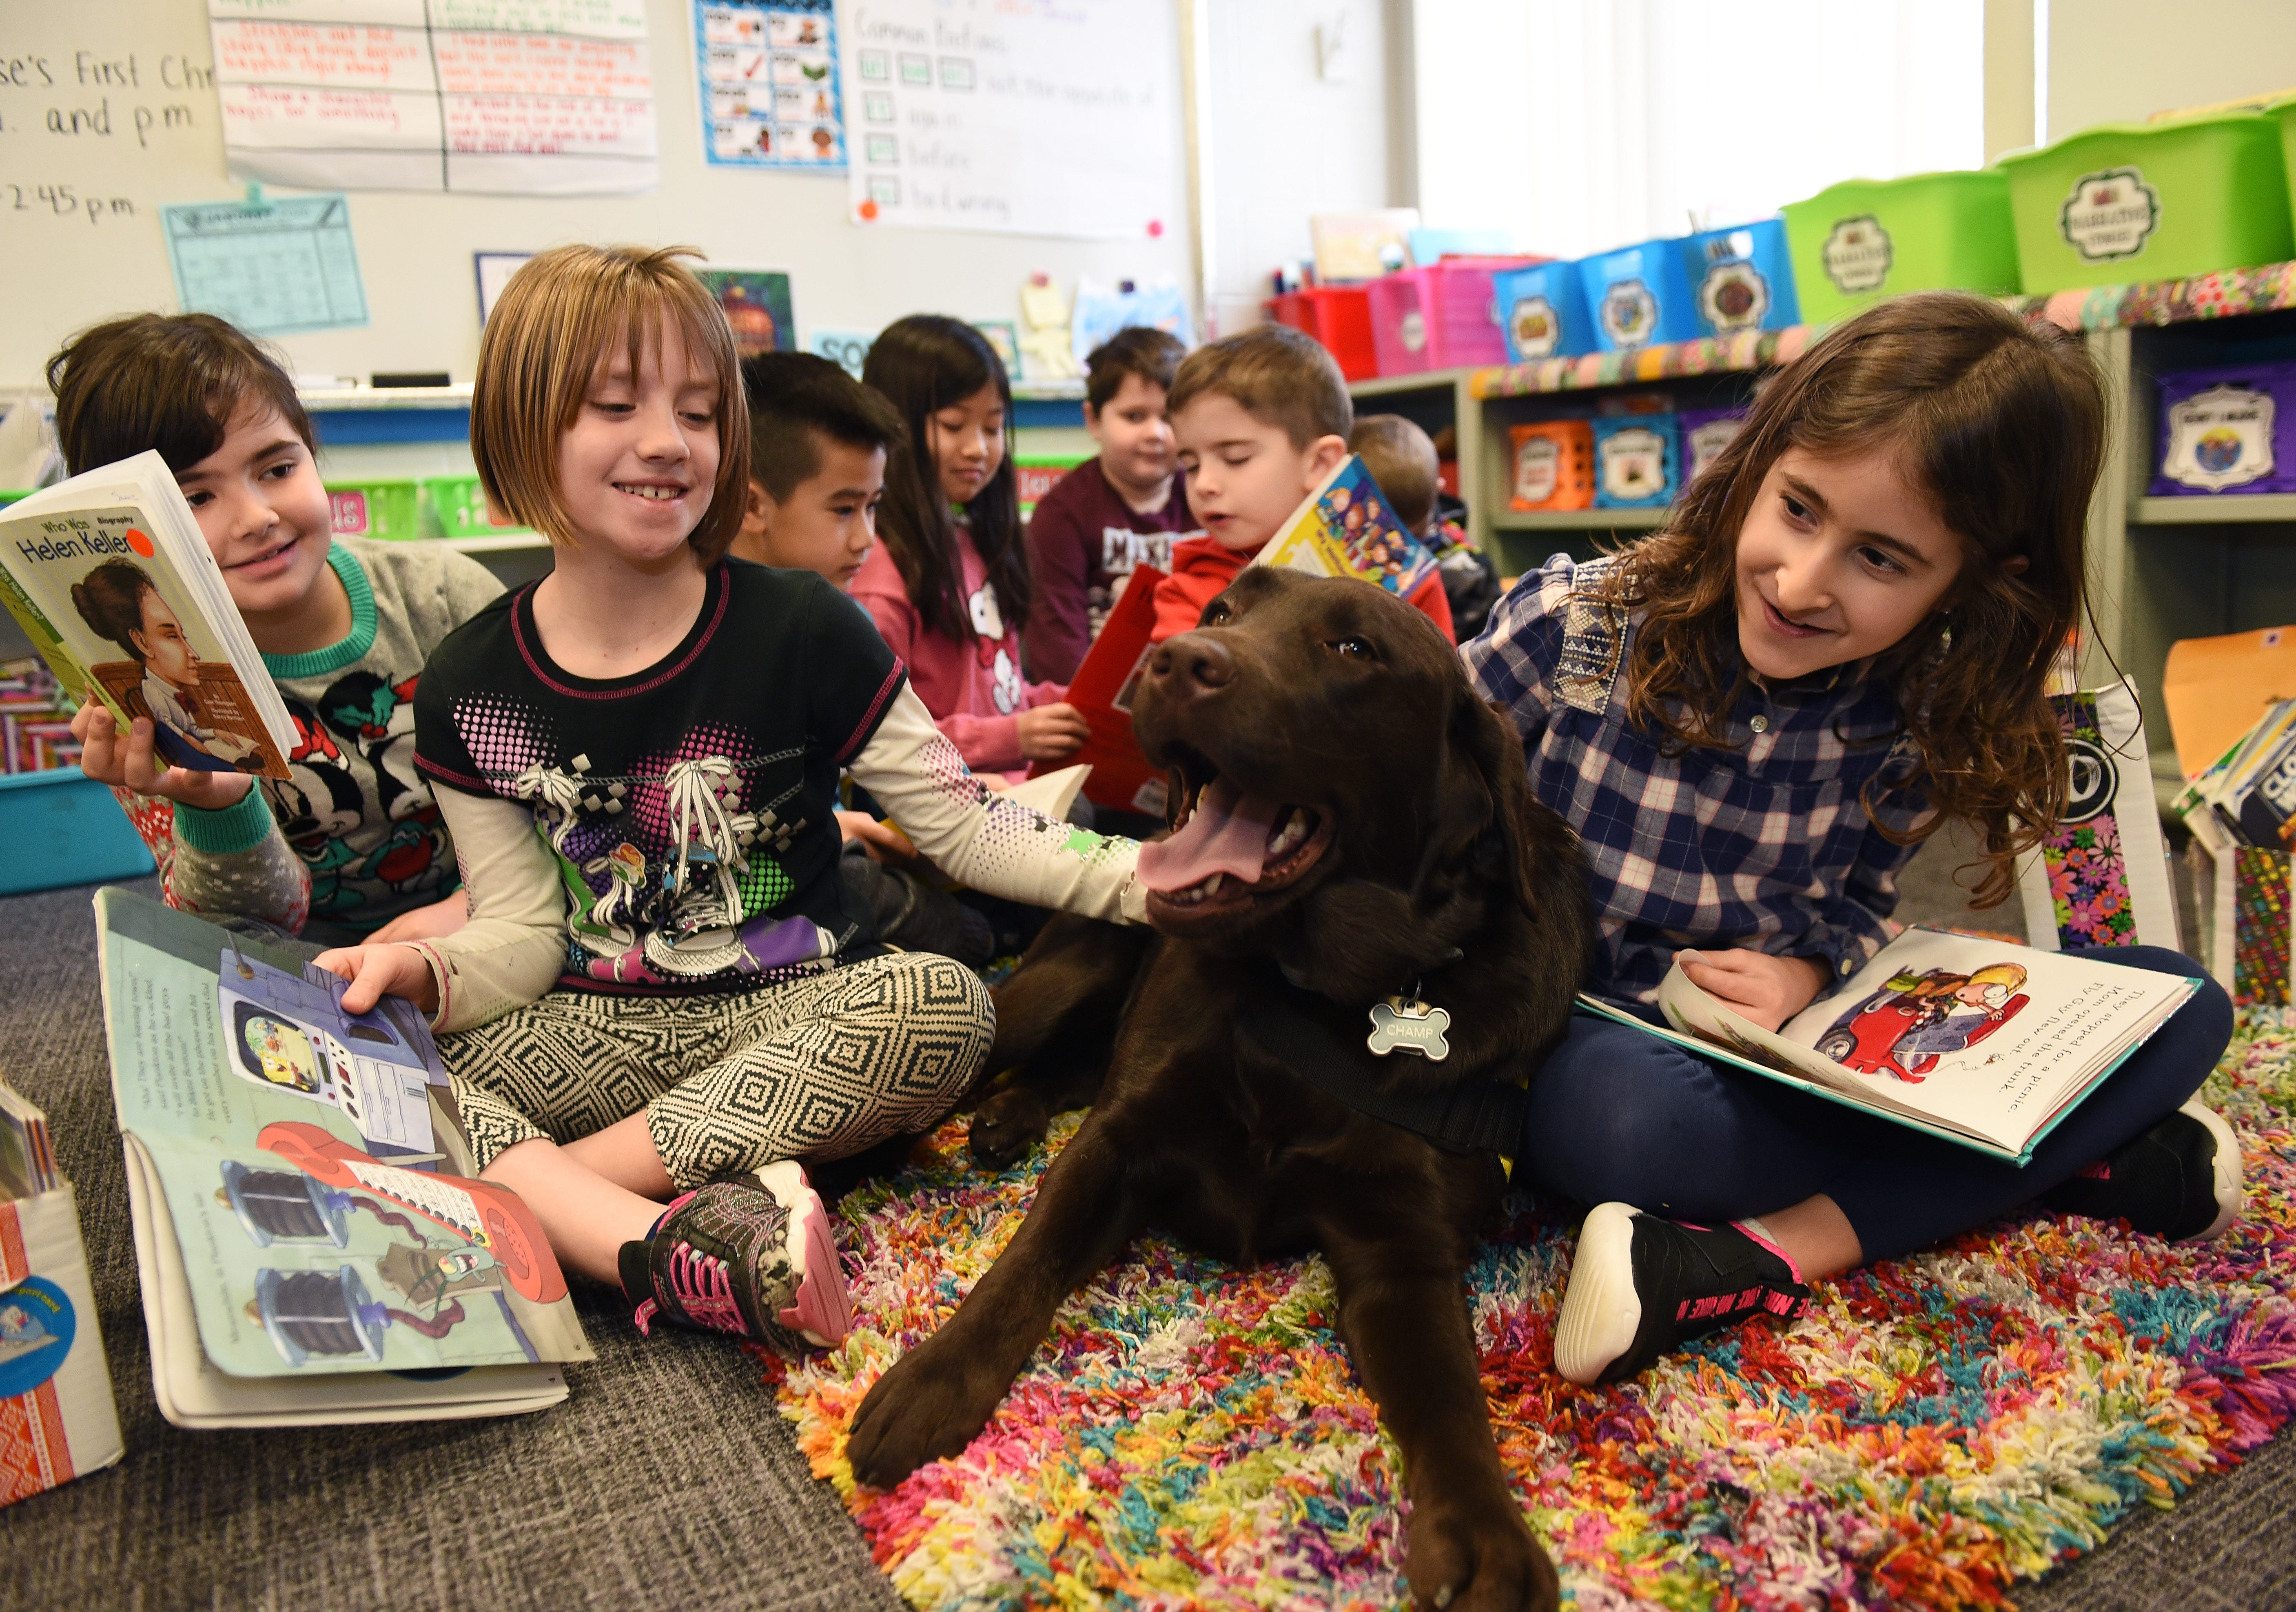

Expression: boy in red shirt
xmin=1024 ymin=327 xmax=1197 ymax=681
xmin=1153 ymin=324 xmax=1453 ymax=644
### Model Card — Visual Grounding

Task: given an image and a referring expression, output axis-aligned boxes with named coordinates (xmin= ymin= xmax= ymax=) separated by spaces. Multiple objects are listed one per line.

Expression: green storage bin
xmin=2269 ymin=95 xmax=2296 ymax=235
xmin=324 ymin=478 xmax=421 ymax=541
xmin=1997 ymin=112 xmax=2294 ymax=295
xmin=1782 ymin=168 xmax=2021 ymax=325
xmin=423 ymin=475 xmax=534 ymax=539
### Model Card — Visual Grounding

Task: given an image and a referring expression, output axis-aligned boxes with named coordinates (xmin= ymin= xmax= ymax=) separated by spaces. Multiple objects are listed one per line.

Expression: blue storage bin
xmin=1493 ymin=261 xmax=1596 ymax=363
xmin=1579 ymin=240 xmax=1698 ymax=352
xmin=1680 ymin=219 xmax=1802 ymax=337
xmin=0 ymin=768 xmax=156 ymax=897
xmin=1593 ymin=414 xmax=1681 ymax=509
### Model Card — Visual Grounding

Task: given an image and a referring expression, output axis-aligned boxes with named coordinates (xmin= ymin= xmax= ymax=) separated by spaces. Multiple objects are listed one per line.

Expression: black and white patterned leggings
xmin=438 ymin=952 xmax=995 ymax=1189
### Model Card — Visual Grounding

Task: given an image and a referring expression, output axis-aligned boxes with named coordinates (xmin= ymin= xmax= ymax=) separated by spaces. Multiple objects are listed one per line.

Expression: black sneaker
xmin=1553 ymin=1203 xmax=1812 ymax=1386
xmin=2043 ymin=1100 xmax=2245 ymax=1242
xmin=617 ymin=1164 xmax=852 ymax=1353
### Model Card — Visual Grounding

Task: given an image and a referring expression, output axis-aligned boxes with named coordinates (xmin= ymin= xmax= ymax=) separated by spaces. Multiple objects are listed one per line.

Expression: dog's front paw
xmin=968 ymin=1085 xmax=1051 ymax=1171
xmin=845 ymin=1334 xmax=1006 ymax=1489
xmin=1404 ymin=1500 xmax=1558 ymax=1612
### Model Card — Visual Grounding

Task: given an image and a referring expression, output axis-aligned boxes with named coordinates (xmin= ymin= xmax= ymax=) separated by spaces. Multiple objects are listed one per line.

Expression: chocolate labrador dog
xmin=847 ymin=567 xmax=1592 ymax=1612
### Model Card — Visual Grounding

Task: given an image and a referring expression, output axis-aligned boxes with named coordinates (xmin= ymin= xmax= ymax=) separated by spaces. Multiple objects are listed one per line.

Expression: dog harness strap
xmin=1237 ymin=987 xmax=1526 ymax=1156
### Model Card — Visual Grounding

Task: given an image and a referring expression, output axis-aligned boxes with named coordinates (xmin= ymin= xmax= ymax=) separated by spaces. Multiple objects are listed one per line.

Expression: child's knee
xmin=886 ymin=952 xmax=995 ymax=1097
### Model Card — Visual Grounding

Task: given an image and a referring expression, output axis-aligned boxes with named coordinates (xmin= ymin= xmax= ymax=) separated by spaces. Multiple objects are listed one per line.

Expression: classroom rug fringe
xmin=759 ymin=1008 xmax=2296 ymax=1610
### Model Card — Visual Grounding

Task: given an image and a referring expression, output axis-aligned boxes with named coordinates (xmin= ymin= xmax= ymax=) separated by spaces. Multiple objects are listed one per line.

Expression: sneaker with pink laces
xmin=617 ymin=1162 xmax=853 ymax=1353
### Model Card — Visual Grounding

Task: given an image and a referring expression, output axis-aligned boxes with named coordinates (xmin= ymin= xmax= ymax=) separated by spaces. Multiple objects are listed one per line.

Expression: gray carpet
xmin=0 ymin=831 xmax=2288 ymax=1608
xmin=0 ymin=877 xmax=902 ymax=1612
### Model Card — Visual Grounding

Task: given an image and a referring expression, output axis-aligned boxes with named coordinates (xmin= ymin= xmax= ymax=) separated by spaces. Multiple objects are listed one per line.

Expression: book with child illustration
xmin=1578 ymin=926 xmax=2201 ymax=1162
xmin=94 ymin=889 xmax=591 ymax=1427
xmin=0 ymin=451 xmax=295 ymax=779
xmin=1248 ymin=454 xmax=1440 ymax=602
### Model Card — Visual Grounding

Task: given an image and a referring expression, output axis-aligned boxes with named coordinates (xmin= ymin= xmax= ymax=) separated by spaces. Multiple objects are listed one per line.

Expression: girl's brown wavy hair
xmin=1605 ymin=290 xmax=2105 ymax=908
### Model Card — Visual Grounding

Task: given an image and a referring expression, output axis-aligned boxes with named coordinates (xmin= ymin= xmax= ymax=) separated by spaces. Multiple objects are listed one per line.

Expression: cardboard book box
xmin=0 ymin=1181 xmax=124 ymax=1505
xmin=2164 ymin=628 xmax=2296 ymax=1003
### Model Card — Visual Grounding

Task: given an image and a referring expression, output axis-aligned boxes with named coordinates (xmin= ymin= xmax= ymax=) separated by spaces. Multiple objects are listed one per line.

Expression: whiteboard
xmin=841 ymin=0 xmax=1181 ymax=240
xmin=0 ymin=0 xmax=1192 ymax=388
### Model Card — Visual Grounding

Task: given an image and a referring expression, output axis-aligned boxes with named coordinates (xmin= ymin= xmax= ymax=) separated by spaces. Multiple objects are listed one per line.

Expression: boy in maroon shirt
xmin=1022 ymin=327 xmax=1197 ymax=681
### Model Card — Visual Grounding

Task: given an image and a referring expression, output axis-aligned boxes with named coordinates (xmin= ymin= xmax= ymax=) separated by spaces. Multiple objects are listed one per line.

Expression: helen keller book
xmin=94 ymin=889 xmax=590 ymax=1428
xmin=0 ymin=450 xmax=295 ymax=779
xmin=1577 ymin=927 xmax=2200 ymax=1162
xmin=1249 ymin=454 xmax=1441 ymax=601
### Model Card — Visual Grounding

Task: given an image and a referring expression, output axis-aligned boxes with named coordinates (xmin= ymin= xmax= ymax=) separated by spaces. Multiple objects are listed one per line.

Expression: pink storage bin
xmin=1367 ymin=257 xmax=1546 ymax=374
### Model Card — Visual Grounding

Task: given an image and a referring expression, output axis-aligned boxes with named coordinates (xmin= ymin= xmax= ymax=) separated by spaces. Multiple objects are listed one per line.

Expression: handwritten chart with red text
xmin=208 ymin=0 xmax=657 ymax=196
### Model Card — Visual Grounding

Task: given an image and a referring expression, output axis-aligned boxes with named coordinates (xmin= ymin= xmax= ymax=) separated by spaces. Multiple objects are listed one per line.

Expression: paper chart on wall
xmin=161 ymin=194 xmax=370 ymax=337
xmin=841 ymin=0 xmax=1180 ymax=240
xmin=207 ymin=0 xmax=658 ymax=197
xmin=693 ymin=0 xmax=844 ymax=170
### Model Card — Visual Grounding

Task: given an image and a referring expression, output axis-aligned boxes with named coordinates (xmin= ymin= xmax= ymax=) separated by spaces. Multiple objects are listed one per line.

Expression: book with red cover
xmin=1033 ymin=564 xmax=1169 ymax=817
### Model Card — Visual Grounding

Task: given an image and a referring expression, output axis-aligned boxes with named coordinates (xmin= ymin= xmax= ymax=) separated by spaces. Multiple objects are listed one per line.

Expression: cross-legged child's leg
xmin=442 ymin=952 xmax=995 ymax=1352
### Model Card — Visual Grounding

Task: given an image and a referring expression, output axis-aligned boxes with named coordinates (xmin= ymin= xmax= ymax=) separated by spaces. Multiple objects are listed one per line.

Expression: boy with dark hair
xmin=732 ymin=350 xmax=993 ymax=967
xmin=1022 ymin=326 xmax=1194 ymax=681
xmin=1351 ymin=413 xmax=1500 ymax=639
xmin=1154 ymin=325 xmax=1454 ymax=644
xmin=731 ymin=350 xmax=906 ymax=591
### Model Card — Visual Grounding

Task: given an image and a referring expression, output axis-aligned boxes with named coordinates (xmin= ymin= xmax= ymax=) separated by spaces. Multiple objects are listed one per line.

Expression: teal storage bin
xmin=1593 ymin=414 xmax=1680 ymax=509
xmin=1494 ymin=261 xmax=1596 ymax=363
xmin=1997 ymin=111 xmax=2294 ymax=294
xmin=0 ymin=768 xmax=155 ymax=895
xmin=1580 ymin=241 xmax=1698 ymax=352
xmin=1679 ymin=219 xmax=1801 ymax=336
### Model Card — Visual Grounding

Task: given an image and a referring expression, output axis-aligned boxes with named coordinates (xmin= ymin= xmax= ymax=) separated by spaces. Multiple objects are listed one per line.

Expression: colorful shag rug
xmin=761 ymin=1012 xmax=2296 ymax=1610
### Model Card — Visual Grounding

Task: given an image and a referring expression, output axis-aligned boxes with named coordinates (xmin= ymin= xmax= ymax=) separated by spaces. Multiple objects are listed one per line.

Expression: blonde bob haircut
xmin=472 ymin=243 xmax=750 ymax=567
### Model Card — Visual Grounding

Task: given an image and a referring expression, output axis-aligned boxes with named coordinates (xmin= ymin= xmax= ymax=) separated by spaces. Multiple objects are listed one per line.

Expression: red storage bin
xmin=1367 ymin=258 xmax=1547 ymax=375
xmin=1265 ymin=286 xmax=1378 ymax=381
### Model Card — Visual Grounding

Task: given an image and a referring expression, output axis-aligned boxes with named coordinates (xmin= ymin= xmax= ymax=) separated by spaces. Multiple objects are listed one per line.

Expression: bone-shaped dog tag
xmin=1367 ymin=996 xmax=1450 ymax=1061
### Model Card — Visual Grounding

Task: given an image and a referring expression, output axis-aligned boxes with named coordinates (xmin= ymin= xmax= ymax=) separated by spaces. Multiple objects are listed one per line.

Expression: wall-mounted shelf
xmin=435 ymin=533 xmax=549 ymax=554
xmin=1492 ymin=507 xmax=1669 ymax=531
xmin=2134 ymin=494 xmax=2296 ymax=525
xmin=1469 ymin=328 xmax=1812 ymax=400
xmin=1349 ymin=367 xmax=1477 ymax=399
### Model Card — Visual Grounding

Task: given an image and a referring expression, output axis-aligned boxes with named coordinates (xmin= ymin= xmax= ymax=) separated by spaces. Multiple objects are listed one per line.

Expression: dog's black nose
xmin=1149 ymin=633 xmax=1233 ymax=694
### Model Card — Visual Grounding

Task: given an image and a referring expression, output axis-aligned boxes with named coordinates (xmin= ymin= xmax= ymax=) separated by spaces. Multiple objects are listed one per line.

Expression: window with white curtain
xmin=1414 ymin=0 xmax=1987 ymax=260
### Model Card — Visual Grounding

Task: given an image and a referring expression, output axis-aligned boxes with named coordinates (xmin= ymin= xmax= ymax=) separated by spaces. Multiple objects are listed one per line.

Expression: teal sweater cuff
xmin=173 ymin=786 xmax=276 ymax=855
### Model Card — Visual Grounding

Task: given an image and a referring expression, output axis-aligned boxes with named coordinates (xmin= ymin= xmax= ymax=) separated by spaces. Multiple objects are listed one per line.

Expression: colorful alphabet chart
xmin=207 ymin=0 xmax=658 ymax=196
xmin=694 ymin=0 xmax=844 ymax=170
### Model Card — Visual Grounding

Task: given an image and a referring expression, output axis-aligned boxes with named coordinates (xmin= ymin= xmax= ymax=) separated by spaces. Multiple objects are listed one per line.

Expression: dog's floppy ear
xmin=1436 ymin=685 xmax=1579 ymax=925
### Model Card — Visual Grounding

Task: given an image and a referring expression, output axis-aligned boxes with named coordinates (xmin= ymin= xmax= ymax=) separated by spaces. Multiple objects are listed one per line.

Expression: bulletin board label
xmin=693 ymin=0 xmax=844 ymax=170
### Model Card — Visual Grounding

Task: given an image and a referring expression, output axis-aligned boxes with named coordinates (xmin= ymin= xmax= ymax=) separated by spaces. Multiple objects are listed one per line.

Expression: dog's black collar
xmin=1236 ymin=967 xmax=1523 ymax=1156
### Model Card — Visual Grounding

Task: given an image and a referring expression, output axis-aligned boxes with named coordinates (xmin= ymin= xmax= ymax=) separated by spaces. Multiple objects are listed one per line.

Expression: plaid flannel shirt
xmin=1463 ymin=554 xmax=1927 ymax=1004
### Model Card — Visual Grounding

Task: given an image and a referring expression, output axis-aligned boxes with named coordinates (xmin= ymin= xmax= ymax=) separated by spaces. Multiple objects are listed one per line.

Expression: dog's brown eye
xmin=1326 ymin=637 xmax=1375 ymax=660
xmin=1203 ymin=602 xmax=1231 ymax=625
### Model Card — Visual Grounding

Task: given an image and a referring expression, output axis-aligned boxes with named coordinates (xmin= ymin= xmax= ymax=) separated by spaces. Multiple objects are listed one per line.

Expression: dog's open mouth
xmin=1133 ymin=755 xmax=1334 ymax=917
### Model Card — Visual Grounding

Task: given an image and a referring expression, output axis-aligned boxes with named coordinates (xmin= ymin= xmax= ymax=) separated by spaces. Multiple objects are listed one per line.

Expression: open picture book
xmin=95 ymin=889 xmax=591 ymax=1428
xmin=0 ymin=450 xmax=295 ymax=779
xmin=1577 ymin=926 xmax=2201 ymax=1162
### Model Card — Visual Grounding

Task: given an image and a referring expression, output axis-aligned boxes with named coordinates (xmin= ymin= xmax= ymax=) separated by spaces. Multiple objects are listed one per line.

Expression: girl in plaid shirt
xmin=1465 ymin=293 xmax=2240 ymax=1386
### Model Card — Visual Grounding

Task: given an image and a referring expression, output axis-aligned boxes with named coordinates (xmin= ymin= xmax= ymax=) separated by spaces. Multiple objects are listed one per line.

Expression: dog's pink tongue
xmin=1135 ymin=778 xmax=1281 ymax=892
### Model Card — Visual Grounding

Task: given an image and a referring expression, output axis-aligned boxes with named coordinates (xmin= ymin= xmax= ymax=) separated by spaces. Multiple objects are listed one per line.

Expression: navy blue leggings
xmin=1516 ymin=946 xmax=2234 ymax=1263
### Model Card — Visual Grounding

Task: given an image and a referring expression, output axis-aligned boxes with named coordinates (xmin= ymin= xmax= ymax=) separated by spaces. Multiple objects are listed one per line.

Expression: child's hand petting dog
xmin=1676 ymin=948 xmax=1831 ymax=1033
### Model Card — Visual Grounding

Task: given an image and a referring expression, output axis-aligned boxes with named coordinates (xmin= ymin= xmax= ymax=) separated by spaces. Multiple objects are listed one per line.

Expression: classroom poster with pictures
xmin=694 ymin=269 xmax=797 ymax=356
xmin=694 ymin=0 xmax=845 ymax=169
